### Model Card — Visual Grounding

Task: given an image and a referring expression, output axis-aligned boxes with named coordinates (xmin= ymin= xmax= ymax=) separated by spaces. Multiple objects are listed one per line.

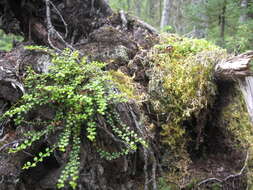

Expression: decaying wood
xmin=215 ymin=51 xmax=253 ymax=80
xmin=0 ymin=1 xmax=252 ymax=190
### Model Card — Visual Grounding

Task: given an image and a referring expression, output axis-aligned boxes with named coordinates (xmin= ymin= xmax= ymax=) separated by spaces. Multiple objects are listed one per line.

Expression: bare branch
xmin=197 ymin=150 xmax=249 ymax=188
xmin=45 ymin=0 xmax=75 ymax=51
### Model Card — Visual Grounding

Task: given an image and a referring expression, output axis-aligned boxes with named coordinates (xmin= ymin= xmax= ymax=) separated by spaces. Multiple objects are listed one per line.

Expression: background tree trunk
xmin=239 ymin=0 xmax=248 ymax=22
xmin=160 ymin=0 xmax=171 ymax=30
xmin=220 ymin=0 xmax=227 ymax=46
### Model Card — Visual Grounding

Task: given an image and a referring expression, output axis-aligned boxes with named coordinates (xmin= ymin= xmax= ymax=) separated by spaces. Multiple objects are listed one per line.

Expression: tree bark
xmin=239 ymin=0 xmax=248 ymax=22
xmin=160 ymin=0 xmax=171 ymax=30
xmin=135 ymin=0 xmax=141 ymax=17
xmin=220 ymin=0 xmax=227 ymax=46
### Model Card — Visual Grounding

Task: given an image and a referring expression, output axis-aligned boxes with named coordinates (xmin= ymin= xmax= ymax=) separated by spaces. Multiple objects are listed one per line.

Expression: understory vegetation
xmin=0 ymin=34 xmax=252 ymax=189
xmin=0 ymin=0 xmax=252 ymax=189
xmin=146 ymin=34 xmax=253 ymax=187
xmin=0 ymin=29 xmax=23 ymax=51
xmin=148 ymin=34 xmax=226 ymax=147
xmin=0 ymin=47 xmax=146 ymax=189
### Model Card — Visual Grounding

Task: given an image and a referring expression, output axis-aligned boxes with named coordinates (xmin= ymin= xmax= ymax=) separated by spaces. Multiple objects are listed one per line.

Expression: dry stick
xmin=45 ymin=0 xmax=75 ymax=51
xmin=45 ymin=0 xmax=61 ymax=52
xmin=131 ymin=16 xmax=158 ymax=34
xmin=0 ymin=140 xmax=22 ymax=152
xmin=197 ymin=178 xmax=223 ymax=186
xmin=197 ymin=150 xmax=249 ymax=187
xmin=224 ymin=151 xmax=249 ymax=181
xmin=119 ymin=10 xmax=128 ymax=30
xmin=48 ymin=0 xmax=68 ymax=38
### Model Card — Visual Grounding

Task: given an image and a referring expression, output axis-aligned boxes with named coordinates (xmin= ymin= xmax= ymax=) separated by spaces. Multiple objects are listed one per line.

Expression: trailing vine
xmin=0 ymin=46 xmax=146 ymax=189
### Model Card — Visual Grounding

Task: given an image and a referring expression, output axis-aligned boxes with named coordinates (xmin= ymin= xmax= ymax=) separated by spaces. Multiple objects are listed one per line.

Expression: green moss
xmin=148 ymin=34 xmax=227 ymax=147
xmin=222 ymin=90 xmax=253 ymax=149
xmin=221 ymin=89 xmax=253 ymax=185
xmin=108 ymin=70 xmax=142 ymax=101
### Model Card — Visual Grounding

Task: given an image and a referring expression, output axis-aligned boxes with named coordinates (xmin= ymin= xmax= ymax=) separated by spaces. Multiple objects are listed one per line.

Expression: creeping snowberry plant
xmin=0 ymin=47 xmax=146 ymax=189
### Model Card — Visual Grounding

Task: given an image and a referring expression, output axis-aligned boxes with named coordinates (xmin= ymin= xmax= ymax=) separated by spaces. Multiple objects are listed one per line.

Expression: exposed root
xmin=197 ymin=151 xmax=249 ymax=189
xmin=45 ymin=0 xmax=74 ymax=51
xmin=48 ymin=0 xmax=68 ymax=38
xmin=119 ymin=10 xmax=128 ymax=30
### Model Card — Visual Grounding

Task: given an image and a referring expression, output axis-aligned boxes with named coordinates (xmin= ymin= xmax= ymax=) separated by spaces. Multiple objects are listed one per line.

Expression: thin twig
xmin=48 ymin=0 xmax=68 ymax=38
xmin=45 ymin=0 xmax=75 ymax=51
xmin=197 ymin=150 xmax=249 ymax=187
xmin=224 ymin=151 xmax=249 ymax=181
xmin=197 ymin=178 xmax=223 ymax=186
xmin=0 ymin=140 xmax=22 ymax=152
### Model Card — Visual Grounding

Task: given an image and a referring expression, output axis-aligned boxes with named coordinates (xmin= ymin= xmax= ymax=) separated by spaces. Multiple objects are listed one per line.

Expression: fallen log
xmin=215 ymin=51 xmax=253 ymax=80
xmin=0 ymin=1 xmax=252 ymax=190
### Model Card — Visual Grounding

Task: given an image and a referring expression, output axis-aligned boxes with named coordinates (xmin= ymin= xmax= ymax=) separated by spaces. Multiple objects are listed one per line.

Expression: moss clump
xmin=108 ymin=70 xmax=142 ymax=101
xmin=144 ymin=34 xmax=228 ymax=186
xmin=148 ymin=34 xmax=227 ymax=147
xmin=221 ymin=89 xmax=253 ymax=185
xmin=222 ymin=90 xmax=253 ymax=149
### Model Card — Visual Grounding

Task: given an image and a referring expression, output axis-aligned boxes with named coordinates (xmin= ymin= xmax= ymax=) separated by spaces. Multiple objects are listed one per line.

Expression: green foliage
xmin=109 ymin=0 xmax=161 ymax=28
xmin=0 ymin=47 xmax=146 ymax=189
xmin=148 ymin=34 xmax=227 ymax=147
xmin=185 ymin=0 xmax=253 ymax=53
xmin=0 ymin=29 xmax=23 ymax=51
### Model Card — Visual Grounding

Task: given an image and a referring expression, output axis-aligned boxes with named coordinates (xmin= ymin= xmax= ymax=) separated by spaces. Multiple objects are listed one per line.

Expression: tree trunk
xmin=160 ymin=0 xmax=171 ymax=30
xmin=239 ymin=0 xmax=248 ymax=22
xmin=148 ymin=0 xmax=156 ymax=25
xmin=220 ymin=0 xmax=227 ymax=46
xmin=135 ymin=0 xmax=141 ymax=17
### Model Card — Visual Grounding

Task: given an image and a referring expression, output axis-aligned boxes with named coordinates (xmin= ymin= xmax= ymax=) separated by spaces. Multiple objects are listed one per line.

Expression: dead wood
xmin=215 ymin=51 xmax=253 ymax=80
